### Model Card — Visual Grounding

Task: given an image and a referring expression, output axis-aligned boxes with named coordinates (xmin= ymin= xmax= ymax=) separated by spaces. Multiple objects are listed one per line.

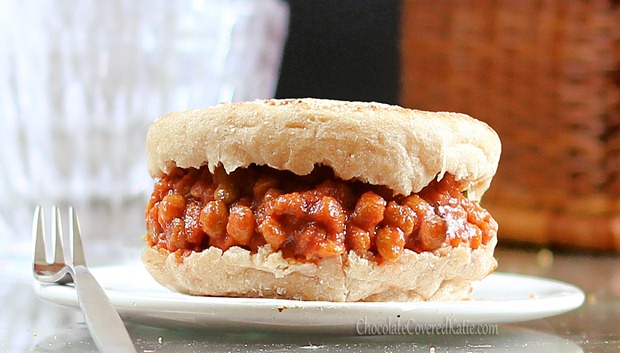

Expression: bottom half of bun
xmin=142 ymin=237 xmax=497 ymax=302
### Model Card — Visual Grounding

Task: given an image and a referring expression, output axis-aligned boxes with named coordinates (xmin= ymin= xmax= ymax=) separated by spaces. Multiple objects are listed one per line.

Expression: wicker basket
xmin=400 ymin=0 xmax=620 ymax=251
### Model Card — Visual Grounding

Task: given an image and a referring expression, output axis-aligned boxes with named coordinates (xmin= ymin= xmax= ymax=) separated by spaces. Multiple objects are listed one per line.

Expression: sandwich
xmin=142 ymin=98 xmax=501 ymax=302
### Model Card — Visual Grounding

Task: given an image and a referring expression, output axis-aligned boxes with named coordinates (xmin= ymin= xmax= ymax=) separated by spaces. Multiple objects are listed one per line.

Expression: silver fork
xmin=33 ymin=206 xmax=137 ymax=353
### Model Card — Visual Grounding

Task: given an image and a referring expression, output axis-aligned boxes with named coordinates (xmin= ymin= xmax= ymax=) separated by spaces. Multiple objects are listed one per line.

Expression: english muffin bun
xmin=143 ymin=98 xmax=501 ymax=302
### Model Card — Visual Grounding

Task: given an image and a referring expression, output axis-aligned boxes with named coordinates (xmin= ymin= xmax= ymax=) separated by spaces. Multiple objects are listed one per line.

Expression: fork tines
xmin=33 ymin=206 xmax=64 ymax=267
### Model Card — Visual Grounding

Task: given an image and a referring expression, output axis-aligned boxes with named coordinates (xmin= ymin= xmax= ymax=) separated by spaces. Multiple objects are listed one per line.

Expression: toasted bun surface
xmin=142 ymin=236 xmax=497 ymax=302
xmin=146 ymin=98 xmax=501 ymax=199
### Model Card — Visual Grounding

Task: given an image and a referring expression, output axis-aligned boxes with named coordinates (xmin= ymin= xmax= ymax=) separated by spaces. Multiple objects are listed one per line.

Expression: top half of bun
xmin=146 ymin=98 xmax=501 ymax=200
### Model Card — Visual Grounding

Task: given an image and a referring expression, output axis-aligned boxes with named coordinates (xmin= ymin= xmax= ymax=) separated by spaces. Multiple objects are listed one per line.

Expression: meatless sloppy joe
xmin=142 ymin=98 xmax=501 ymax=302
xmin=146 ymin=165 xmax=497 ymax=262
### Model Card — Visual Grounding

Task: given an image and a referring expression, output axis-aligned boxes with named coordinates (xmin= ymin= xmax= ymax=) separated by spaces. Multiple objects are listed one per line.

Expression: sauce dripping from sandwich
xmin=145 ymin=165 xmax=497 ymax=263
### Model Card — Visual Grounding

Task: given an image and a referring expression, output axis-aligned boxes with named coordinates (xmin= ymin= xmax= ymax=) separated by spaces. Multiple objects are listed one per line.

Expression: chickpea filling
xmin=145 ymin=165 xmax=498 ymax=262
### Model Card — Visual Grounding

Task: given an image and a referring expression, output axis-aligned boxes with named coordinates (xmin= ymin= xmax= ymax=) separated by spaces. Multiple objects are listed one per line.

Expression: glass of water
xmin=0 ymin=0 xmax=289 ymax=264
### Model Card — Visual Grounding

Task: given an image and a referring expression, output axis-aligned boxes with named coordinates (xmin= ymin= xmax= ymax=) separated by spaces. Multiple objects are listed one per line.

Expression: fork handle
xmin=72 ymin=265 xmax=137 ymax=353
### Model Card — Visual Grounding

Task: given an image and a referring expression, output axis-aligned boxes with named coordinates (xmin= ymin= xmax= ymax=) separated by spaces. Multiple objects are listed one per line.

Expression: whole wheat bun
xmin=143 ymin=238 xmax=497 ymax=302
xmin=143 ymin=98 xmax=501 ymax=302
xmin=146 ymin=98 xmax=501 ymax=199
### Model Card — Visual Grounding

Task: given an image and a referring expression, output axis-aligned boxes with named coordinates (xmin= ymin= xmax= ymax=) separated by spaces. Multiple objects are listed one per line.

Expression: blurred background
xmin=398 ymin=1 xmax=620 ymax=254
xmin=276 ymin=0 xmax=400 ymax=104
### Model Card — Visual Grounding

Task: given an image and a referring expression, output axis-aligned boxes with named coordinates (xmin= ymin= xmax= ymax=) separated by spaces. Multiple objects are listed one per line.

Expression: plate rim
xmin=33 ymin=263 xmax=586 ymax=332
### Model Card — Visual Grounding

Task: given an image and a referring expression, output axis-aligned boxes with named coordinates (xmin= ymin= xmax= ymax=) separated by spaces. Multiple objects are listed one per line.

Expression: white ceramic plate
xmin=34 ymin=263 xmax=585 ymax=335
